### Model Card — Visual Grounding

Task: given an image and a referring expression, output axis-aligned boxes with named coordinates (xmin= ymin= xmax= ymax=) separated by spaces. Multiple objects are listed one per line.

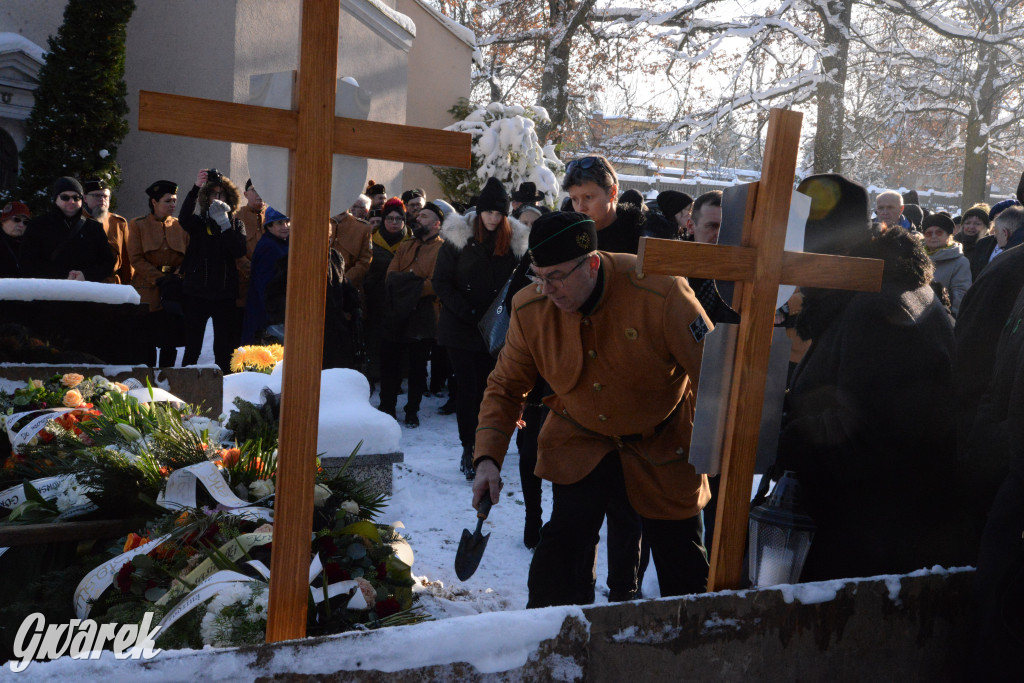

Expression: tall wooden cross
xmin=137 ymin=0 xmax=471 ymax=641
xmin=636 ymin=108 xmax=884 ymax=591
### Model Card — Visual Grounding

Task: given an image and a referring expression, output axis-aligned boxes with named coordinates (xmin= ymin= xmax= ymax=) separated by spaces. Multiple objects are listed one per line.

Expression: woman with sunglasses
xmin=1 ymin=201 xmax=31 ymax=278
xmin=433 ymin=178 xmax=530 ymax=479
xmin=20 ymin=177 xmax=115 ymax=282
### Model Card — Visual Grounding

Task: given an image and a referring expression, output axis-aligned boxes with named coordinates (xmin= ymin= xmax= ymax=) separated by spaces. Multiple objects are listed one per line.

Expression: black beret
xmin=921 ymin=213 xmax=955 ymax=235
xmin=796 ymin=173 xmax=871 ymax=256
xmin=528 ymin=211 xmax=597 ymax=266
xmin=367 ymin=183 xmax=386 ymax=196
xmin=82 ymin=178 xmax=109 ymax=194
xmin=420 ymin=201 xmax=445 ymax=222
xmin=657 ymin=190 xmax=693 ymax=218
xmin=146 ymin=180 xmax=178 ymax=200
xmin=401 ymin=189 xmax=425 ymax=203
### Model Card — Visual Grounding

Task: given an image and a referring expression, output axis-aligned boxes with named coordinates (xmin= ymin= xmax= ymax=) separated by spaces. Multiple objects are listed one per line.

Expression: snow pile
xmin=222 ymin=362 xmax=401 ymax=455
xmin=0 ymin=279 xmax=140 ymax=305
xmin=446 ymin=102 xmax=564 ymax=204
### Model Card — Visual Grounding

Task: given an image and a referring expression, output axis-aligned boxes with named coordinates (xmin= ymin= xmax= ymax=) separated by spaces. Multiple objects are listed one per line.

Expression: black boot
xmin=461 ymin=447 xmax=475 ymax=480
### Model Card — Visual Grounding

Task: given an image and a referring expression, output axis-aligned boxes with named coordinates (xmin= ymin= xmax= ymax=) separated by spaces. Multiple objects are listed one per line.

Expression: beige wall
xmin=2 ymin=0 xmax=472 ymax=214
xmin=395 ymin=0 xmax=473 ymax=202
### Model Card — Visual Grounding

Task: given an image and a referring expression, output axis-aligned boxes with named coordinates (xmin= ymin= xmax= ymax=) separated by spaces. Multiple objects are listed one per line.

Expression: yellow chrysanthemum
xmin=230 ymin=347 xmax=247 ymax=373
xmin=268 ymin=344 xmax=284 ymax=362
xmin=250 ymin=347 xmax=276 ymax=368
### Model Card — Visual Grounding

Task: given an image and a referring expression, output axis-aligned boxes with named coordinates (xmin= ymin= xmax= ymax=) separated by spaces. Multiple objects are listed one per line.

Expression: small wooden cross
xmin=137 ymin=0 xmax=471 ymax=641
xmin=636 ymin=108 xmax=884 ymax=591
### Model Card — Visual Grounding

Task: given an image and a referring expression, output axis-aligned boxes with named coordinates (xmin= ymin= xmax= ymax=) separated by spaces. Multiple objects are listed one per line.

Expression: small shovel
xmin=454 ymin=495 xmax=493 ymax=580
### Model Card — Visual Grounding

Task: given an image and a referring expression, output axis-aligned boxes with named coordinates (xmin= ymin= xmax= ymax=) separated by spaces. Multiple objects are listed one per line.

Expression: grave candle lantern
xmin=747 ymin=470 xmax=816 ymax=587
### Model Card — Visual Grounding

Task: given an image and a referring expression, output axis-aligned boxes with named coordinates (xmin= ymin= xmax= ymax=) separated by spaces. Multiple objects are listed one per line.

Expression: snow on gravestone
xmin=223 ymin=362 xmax=402 ymax=492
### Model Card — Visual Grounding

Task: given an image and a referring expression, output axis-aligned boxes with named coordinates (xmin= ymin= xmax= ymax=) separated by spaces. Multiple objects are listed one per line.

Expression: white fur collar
xmin=441 ymin=212 xmax=530 ymax=258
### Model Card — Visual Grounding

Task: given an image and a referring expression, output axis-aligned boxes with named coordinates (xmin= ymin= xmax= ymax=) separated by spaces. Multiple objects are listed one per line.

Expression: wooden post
xmin=136 ymin=0 xmax=471 ymax=641
xmin=635 ymin=108 xmax=885 ymax=591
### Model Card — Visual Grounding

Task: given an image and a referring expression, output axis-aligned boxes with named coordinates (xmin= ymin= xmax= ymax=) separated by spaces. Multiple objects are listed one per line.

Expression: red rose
xmin=116 ymin=561 xmax=134 ymax=592
xmin=319 ymin=536 xmax=338 ymax=556
xmin=324 ymin=561 xmax=351 ymax=583
xmin=376 ymin=562 xmax=387 ymax=580
xmin=376 ymin=598 xmax=401 ymax=618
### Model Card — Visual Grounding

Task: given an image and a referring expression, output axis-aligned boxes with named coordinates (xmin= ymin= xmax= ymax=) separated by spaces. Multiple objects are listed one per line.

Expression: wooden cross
xmin=137 ymin=0 xmax=471 ymax=641
xmin=636 ymin=108 xmax=884 ymax=591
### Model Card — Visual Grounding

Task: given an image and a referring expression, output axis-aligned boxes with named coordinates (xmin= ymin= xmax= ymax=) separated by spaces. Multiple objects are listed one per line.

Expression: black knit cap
xmin=962 ymin=206 xmax=990 ymax=228
xmin=658 ymin=190 xmax=693 ymax=218
xmin=922 ymin=213 xmax=955 ymax=235
xmin=796 ymin=173 xmax=871 ymax=256
xmin=528 ymin=211 xmax=597 ymax=267
xmin=83 ymin=178 xmax=109 ymax=194
xmin=476 ymin=177 xmax=510 ymax=216
xmin=52 ymin=176 xmax=83 ymax=199
xmin=146 ymin=180 xmax=178 ymax=200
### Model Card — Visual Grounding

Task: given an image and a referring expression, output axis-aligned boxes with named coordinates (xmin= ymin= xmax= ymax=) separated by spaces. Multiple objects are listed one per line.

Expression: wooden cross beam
xmin=137 ymin=0 xmax=471 ymax=642
xmin=635 ymin=108 xmax=884 ymax=591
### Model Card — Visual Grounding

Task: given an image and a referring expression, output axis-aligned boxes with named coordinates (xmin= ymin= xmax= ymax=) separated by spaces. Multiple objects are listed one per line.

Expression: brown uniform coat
xmin=91 ymin=211 xmax=132 ymax=285
xmin=236 ymin=203 xmax=265 ymax=306
xmin=474 ymin=252 xmax=712 ymax=520
xmin=330 ymin=212 xmax=373 ymax=288
xmin=127 ymin=213 xmax=189 ymax=311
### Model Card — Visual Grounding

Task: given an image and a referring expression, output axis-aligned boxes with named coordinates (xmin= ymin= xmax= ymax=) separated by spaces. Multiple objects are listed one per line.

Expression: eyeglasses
xmin=528 ymin=258 xmax=587 ymax=288
xmin=58 ymin=193 xmax=83 ymax=202
xmin=86 ymin=192 xmax=110 ymax=201
xmin=384 ymin=215 xmax=405 ymax=223
xmin=6 ymin=216 xmax=28 ymax=224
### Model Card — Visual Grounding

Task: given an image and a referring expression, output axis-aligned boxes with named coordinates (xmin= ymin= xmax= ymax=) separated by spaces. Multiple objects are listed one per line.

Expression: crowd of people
xmin=2 ymin=159 xmax=1022 ymax=673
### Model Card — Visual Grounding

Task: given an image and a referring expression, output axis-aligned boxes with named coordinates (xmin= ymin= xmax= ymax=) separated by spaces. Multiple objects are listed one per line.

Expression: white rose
xmin=313 ymin=484 xmax=332 ymax=508
xmin=341 ymin=500 xmax=359 ymax=515
xmin=249 ymin=479 xmax=275 ymax=499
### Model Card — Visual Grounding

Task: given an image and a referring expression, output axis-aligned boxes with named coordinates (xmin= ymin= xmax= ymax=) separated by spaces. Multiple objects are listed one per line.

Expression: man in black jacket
xmin=20 ymin=177 xmax=114 ymax=282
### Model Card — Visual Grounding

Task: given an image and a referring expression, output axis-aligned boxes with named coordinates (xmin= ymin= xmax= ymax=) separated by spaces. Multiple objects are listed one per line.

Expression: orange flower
xmin=175 ymin=511 xmax=191 ymax=527
xmin=159 ymin=466 xmax=170 ymax=477
xmin=219 ymin=448 xmax=241 ymax=468
xmin=123 ymin=533 xmax=149 ymax=552
xmin=61 ymin=373 xmax=84 ymax=388
xmin=62 ymin=390 xmax=83 ymax=408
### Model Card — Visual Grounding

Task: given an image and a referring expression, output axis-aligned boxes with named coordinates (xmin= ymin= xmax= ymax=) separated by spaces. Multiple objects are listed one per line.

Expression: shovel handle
xmin=476 ymin=494 xmax=493 ymax=520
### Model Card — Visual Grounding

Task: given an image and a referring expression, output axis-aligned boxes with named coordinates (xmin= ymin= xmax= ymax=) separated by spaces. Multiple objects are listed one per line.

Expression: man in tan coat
xmin=83 ymin=179 xmax=131 ymax=285
xmin=236 ymin=179 xmax=266 ymax=310
xmin=330 ymin=209 xmax=372 ymax=289
xmin=472 ymin=211 xmax=712 ymax=608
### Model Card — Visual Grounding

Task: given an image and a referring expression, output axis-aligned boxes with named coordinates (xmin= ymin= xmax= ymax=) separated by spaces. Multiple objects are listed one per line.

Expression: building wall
xmin=395 ymin=0 xmax=473 ymax=202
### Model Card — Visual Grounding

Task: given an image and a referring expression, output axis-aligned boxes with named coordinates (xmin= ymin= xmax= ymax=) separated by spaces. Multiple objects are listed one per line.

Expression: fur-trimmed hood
xmin=440 ymin=211 xmax=530 ymax=258
xmin=197 ymin=175 xmax=241 ymax=214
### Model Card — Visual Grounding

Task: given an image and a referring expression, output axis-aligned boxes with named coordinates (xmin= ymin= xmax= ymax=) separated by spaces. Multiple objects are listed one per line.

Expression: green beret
xmin=528 ymin=211 xmax=597 ymax=266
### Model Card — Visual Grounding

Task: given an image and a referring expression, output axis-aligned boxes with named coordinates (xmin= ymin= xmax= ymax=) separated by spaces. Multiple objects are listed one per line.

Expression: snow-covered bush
xmin=433 ymin=99 xmax=564 ymax=206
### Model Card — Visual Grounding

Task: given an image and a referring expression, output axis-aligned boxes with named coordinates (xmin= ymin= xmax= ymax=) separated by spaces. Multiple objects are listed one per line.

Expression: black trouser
xmin=181 ymin=295 xmax=238 ymax=373
xmin=429 ymin=342 xmax=450 ymax=394
xmin=515 ymin=402 xmax=547 ymax=526
xmin=638 ymin=474 xmax=716 ymax=593
xmin=379 ymin=338 xmax=431 ymax=417
xmin=146 ymin=310 xmax=182 ymax=368
xmin=527 ymin=452 xmax=708 ymax=607
xmin=447 ymin=347 xmax=496 ymax=451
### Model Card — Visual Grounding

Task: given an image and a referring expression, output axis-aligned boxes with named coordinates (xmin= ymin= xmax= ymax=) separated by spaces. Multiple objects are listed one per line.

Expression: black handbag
xmin=477 ymin=273 xmax=515 ymax=358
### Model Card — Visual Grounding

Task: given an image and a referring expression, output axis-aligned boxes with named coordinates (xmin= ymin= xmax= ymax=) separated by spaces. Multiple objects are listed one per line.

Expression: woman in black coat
xmin=433 ymin=179 xmax=529 ymax=478
xmin=177 ymin=168 xmax=247 ymax=373
xmin=777 ymin=226 xmax=976 ymax=581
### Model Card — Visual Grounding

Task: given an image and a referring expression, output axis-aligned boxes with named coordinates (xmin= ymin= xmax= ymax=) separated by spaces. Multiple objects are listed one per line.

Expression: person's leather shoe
xmin=404 ymin=413 xmax=419 ymax=428
xmin=438 ymin=400 xmax=456 ymax=415
xmin=524 ymin=517 xmax=542 ymax=550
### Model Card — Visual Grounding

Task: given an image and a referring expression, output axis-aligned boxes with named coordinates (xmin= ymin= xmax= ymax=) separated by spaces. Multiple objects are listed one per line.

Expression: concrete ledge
xmin=320 ymin=452 xmax=404 ymax=497
xmin=0 ymin=364 xmax=223 ymax=417
xmin=14 ymin=567 xmax=974 ymax=680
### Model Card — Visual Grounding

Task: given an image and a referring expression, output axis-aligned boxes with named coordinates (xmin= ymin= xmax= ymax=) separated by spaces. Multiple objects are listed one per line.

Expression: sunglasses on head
xmin=566 ymin=156 xmax=604 ymax=174
xmin=58 ymin=193 xmax=83 ymax=202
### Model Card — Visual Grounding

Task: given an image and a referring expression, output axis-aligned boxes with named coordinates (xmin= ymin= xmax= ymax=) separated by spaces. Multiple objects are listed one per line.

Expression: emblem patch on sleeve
xmin=689 ymin=316 xmax=710 ymax=343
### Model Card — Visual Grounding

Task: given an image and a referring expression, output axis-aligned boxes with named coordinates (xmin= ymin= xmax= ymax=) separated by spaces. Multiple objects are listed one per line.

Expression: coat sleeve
xmin=473 ymin=300 xmax=540 ymax=468
xmin=949 ymin=256 xmax=973 ymax=317
xmin=220 ymin=218 xmax=247 ymax=258
xmin=81 ymin=223 xmax=116 ymax=283
xmin=347 ymin=224 xmax=372 ymax=288
xmin=178 ymin=185 xmax=200 ymax=226
xmin=664 ymin=277 xmax=712 ymax=396
xmin=432 ymin=243 xmax=477 ymax=323
xmin=126 ymin=220 xmax=162 ymax=288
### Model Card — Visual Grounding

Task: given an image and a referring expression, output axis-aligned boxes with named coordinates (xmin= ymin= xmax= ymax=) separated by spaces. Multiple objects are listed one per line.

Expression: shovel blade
xmin=454 ymin=529 xmax=491 ymax=581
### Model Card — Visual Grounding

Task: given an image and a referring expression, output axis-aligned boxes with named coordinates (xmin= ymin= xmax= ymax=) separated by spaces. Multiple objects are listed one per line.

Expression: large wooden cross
xmin=636 ymin=108 xmax=884 ymax=591
xmin=137 ymin=0 xmax=471 ymax=641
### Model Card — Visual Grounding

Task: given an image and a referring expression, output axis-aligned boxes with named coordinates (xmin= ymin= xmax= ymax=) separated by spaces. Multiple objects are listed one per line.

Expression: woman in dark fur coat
xmin=777 ymin=223 xmax=977 ymax=581
xmin=178 ymin=168 xmax=247 ymax=373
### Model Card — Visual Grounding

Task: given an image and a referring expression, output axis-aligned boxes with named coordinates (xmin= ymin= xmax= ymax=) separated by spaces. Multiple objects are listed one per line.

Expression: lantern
xmin=748 ymin=471 xmax=816 ymax=587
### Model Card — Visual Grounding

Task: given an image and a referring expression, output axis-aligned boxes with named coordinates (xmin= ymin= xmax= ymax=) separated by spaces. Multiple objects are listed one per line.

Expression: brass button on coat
xmin=593 ymin=383 xmax=602 ymax=391
xmin=598 ymin=414 xmax=608 ymax=421
xmin=588 ymin=350 xmax=597 ymax=358
xmin=582 ymin=318 xmax=591 ymax=326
